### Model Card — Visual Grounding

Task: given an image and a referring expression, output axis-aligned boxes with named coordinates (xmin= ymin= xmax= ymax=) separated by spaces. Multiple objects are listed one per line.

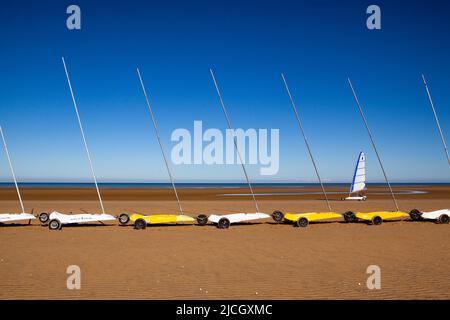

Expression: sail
xmin=350 ymin=152 xmax=366 ymax=194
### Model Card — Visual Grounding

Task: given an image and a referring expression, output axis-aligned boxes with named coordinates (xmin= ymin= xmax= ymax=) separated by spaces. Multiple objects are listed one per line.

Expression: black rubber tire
xmin=372 ymin=216 xmax=383 ymax=226
xmin=295 ymin=217 xmax=309 ymax=228
xmin=409 ymin=209 xmax=422 ymax=221
xmin=118 ymin=213 xmax=130 ymax=225
xmin=134 ymin=218 xmax=147 ymax=230
xmin=272 ymin=210 xmax=284 ymax=223
xmin=48 ymin=219 xmax=62 ymax=230
xmin=39 ymin=212 xmax=49 ymax=224
xmin=438 ymin=214 xmax=449 ymax=224
xmin=196 ymin=214 xmax=208 ymax=226
xmin=343 ymin=211 xmax=357 ymax=223
xmin=217 ymin=218 xmax=231 ymax=229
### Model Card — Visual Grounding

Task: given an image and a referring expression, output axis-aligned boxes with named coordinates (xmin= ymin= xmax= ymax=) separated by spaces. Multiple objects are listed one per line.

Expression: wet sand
xmin=0 ymin=185 xmax=449 ymax=299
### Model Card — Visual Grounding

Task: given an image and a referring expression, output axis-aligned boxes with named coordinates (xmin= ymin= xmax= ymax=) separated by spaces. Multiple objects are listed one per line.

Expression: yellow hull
xmin=130 ymin=214 xmax=195 ymax=224
xmin=355 ymin=211 xmax=409 ymax=221
xmin=284 ymin=212 xmax=343 ymax=222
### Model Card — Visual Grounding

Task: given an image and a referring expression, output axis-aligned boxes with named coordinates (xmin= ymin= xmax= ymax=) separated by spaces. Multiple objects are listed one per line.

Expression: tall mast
xmin=421 ymin=75 xmax=450 ymax=164
xmin=0 ymin=126 xmax=25 ymax=213
xmin=209 ymin=69 xmax=260 ymax=213
xmin=136 ymin=68 xmax=184 ymax=215
xmin=348 ymin=78 xmax=399 ymax=211
xmin=62 ymin=57 xmax=106 ymax=214
xmin=281 ymin=74 xmax=332 ymax=211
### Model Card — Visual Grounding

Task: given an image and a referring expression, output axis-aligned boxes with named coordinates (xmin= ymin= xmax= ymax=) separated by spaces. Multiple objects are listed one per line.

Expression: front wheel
xmin=118 ymin=213 xmax=130 ymax=225
xmin=134 ymin=218 xmax=147 ymax=230
xmin=217 ymin=218 xmax=230 ymax=229
xmin=438 ymin=214 xmax=449 ymax=224
xmin=409 ymin=209 xmax=422 ymax=221
xmin=295 ymin=217 xmax=309 ymax=228
xmin=371 ymin=216 xmax=383 ymax=226
xmin=39 ymin=212 xmax=49 ymax=224
xmin=343 ymin=211 xmax=356 ymax=223
xmin=272 ymin=210 xmax=284 ymax=223
xmin=48 ymin=219 xmax=62 ymax=230
xmin=196 ymin=214 xmax=208 ymax=226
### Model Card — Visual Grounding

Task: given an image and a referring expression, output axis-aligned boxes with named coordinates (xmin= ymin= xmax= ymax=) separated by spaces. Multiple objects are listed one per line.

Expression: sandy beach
xmin=1 ymin=185 xmax=449 ymax=299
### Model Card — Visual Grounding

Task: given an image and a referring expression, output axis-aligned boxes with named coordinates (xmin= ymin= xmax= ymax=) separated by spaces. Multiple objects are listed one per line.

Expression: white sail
xmin=350 ymin=152 xmax=366 ymax=194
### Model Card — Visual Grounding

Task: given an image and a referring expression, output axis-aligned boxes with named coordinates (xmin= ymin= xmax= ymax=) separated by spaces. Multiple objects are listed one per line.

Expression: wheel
xmin=371 ymin=216 xmax=383 ymax=226
xmin=196 ymin=214 xmax=208 ymax=226
xmin=48 ymin=219 xmax=62 ymax=230
xmin=217 ymin=218 xmax=230 ymax=229
xmin=272 ymin=210 xmax=284 ymax=223
xmin=362 ymin=196 xmax=367 ymax=201
xmin=39 ymin=212 xmax=49 ymax=224
xmin=295 ymin=217 xmax=309 ymax=228
xmin=118 ymin=213 xmax=130 ymax=225
xmin=438 ymin=214 xmax=449 ymax=224
xmin=134 ymin=218 xmax=147 ymax=230
xmin=409 ymin=209 xmax=422 ymax=221
xmin=343 ymin=211 xmax=357 ymax=223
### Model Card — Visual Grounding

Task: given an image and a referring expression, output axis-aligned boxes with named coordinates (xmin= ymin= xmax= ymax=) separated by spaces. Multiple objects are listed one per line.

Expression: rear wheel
xmin=438 ymin=214 xmax=449 ymax=224
xmin=371 ymin=216 xmax=383 ymax=226
xmin=39 ymin=212 xmax=49 ymax=224
xmin=118 ymin=213 xmax=130 ymax=225
xmin=295 ymin=217 xmax=309 ymax=228
xmin=217 ymin=218 xmax=230 ymax=229
xmin=196 ymin=214 xmax=208 ymax=226
xmin=134 ymin=218 xmax=147 ymax=230
xmin=48 ymin=219 xmax=62 ymax=230
xmin=272 ymin=210 xmax=284 ymax=223
xmin=343 ymin=211 xmax=357 ymax=223
xmin=409 ymin=209 xmax=422 ymax=221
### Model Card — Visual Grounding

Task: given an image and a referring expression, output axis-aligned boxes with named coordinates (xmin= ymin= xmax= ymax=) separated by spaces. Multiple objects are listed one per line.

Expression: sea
xmin=0 ymin=182 xmax=448 ymax=189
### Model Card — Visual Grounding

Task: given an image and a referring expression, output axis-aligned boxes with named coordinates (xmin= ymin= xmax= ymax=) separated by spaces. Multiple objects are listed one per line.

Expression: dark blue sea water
xmin=0 ymin=182 xmax=448 ymax=189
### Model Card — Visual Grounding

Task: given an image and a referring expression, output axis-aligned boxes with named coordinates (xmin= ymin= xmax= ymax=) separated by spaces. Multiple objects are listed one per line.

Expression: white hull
xmin=49 ymin=211 xmax=116 ymax=224
xmin=0 ymin=213 xmax=36 ymax=223
xmin=344 ymin=196 xmax=367 ymax=201
xmin=207 ymin=212 xmax=270 ymax=224
xmin=421 ymin=209 xmax=450 ymax=220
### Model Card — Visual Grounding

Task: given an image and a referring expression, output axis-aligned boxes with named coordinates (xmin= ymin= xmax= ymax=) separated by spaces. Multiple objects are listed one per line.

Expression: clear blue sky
xmin=0 ymin=0 xmax=449 ymax=183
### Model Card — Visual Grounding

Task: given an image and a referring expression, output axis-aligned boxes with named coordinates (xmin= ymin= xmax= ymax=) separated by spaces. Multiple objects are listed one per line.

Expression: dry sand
xmin=0 ymin=185 xmax=449 ymax=299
